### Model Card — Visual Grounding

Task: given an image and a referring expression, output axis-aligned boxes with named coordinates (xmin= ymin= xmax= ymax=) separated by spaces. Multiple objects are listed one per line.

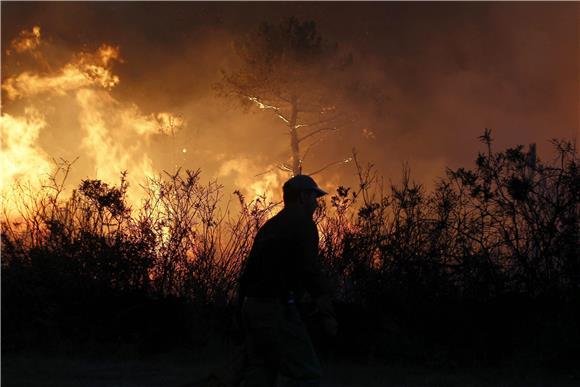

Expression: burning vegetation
xmin=2 ymin=127 xmax=578 ymax=366
xmin=1 ymin=17 xmax=579 ymax=372
xmin=3 ymin=26 xmax=194 ymax=219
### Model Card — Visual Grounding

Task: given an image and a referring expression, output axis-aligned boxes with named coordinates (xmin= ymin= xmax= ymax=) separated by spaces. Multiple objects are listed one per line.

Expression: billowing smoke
xmin=2 ymin=3 xmax=577 ymax=217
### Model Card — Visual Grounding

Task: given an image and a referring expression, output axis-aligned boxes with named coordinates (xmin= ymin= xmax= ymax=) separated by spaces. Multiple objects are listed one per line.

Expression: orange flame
xmin=0 ymin=109 xmax=52 ymax=194
xmin=7 ymin=26 xmax=41 ymax=55
xmin=2 ymin=43 xmax=120 ymax=100
xmin=2 ymin=25 xmax=282 ymax=220
xmin=218 ymin=157 xmax=284 ymax=202
xmin=1 ymin=26 xmax=183 ymax=218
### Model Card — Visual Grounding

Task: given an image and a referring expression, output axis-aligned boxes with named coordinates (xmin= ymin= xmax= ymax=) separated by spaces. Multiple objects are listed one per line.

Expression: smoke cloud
xmin=2 ymin=2 xmax=577 ymax=208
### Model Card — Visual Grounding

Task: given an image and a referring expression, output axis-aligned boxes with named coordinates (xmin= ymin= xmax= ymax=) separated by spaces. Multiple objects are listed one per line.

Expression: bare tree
xmin=217 ymin=17 xmax=356 ymax=176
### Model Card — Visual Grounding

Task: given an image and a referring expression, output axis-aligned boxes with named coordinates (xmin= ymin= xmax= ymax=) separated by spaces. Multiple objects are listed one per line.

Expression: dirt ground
xmin=2 ymin=350 xmax=578 ymax=387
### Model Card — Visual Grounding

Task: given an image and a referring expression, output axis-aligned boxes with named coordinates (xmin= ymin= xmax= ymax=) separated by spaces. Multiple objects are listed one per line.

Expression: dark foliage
xmin=316 ymin=134 xmax=579 ymax=368
xmin=2 ymin=133 xmax=578 ymax=369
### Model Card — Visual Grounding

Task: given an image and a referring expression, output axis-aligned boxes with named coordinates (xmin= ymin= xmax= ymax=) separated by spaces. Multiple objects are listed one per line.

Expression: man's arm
xmin=296 ymin=221 xmax=337 ymax=336
xmin=296 ymin=221 xmax=331 ymax=298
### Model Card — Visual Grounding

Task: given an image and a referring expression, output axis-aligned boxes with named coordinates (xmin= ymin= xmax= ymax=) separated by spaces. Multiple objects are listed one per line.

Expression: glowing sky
xmin=2 ymin=2 xmax=578 ymax=204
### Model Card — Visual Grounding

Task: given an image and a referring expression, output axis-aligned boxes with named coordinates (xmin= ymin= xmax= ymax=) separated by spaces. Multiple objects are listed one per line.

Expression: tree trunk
xmin=289 ymin=97 xmax=301 ymax=176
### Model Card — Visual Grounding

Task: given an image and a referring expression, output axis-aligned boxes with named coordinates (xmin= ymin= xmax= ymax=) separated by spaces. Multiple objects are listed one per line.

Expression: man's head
xmin=282 ymin=175 xmax=327 ymax=216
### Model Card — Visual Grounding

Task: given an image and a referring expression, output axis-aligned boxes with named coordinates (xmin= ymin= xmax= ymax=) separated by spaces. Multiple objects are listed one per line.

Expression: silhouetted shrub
xmin=2 ymin=133 xmax=578 ymax=368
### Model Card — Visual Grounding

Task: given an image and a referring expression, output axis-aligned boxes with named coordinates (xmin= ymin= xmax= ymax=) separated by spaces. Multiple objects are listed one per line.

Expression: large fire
xmin=0 ymin=108 xmax=52 ymax=194
xmin=1 ymin=26 xmax=281 ymax=220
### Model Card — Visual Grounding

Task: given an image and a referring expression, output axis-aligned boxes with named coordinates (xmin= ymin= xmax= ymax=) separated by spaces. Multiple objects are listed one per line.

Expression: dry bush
xmin=1 ymin=132 xmax=578 ymax=363
xmin=316 ymin=133 xmax=578 ymax=306
xmin=137 ymin=169 xmax=276 ymax=304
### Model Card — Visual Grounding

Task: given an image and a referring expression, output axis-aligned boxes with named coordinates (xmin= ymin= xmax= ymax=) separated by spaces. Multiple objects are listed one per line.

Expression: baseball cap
xmin=283 ymin=175 xmax=328 ymax=197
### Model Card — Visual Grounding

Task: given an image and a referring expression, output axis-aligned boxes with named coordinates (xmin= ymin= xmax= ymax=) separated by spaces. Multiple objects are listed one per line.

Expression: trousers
xmin=241 ymin=297 xmax=321 ymax=387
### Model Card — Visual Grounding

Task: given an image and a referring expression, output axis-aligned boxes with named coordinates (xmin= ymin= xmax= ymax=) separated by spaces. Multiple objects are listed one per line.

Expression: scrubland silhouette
xmin=2 ymin=132 xmax=578 ymax=376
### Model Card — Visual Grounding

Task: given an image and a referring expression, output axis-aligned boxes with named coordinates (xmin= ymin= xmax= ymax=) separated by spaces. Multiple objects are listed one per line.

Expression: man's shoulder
xmin=259 ymin=208 xmax=314 ymax=236
xmin=256 ymin=210 xmax=290 ymax=236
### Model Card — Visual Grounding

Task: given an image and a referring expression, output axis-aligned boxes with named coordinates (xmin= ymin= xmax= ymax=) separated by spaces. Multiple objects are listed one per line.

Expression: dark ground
xmin=2 ymin=347 xmax=579 ymax=387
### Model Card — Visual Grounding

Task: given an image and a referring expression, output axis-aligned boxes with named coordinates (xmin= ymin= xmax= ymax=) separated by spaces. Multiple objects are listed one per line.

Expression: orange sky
xmin=1 ymin=2 xmax=578 ymax=208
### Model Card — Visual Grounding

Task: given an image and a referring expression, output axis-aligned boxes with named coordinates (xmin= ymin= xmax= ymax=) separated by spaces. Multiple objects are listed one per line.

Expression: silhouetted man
xmin=238 ymin=174 xmax=337 ymax=387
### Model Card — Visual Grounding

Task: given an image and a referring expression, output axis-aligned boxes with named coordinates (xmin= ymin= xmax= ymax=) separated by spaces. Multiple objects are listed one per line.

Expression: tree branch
xmin=255 ymin=163 xmax=293 ymax=178
xmin=301 ymin=137 xmax=323 ymax=165
xmin=307 ymin=157 xmax=353 ymax=177
xmin=246 ymin=96 xmax=290 ymax=124
xmin=247 ymin=96 xmax=278 ymax=110
xmin=276 ymin=113 xmax=290 ymax=124
xmin=298 ymin=126 xmax=338 ymax=143
xmin=295 ymin=114 xmax=342 ymax=129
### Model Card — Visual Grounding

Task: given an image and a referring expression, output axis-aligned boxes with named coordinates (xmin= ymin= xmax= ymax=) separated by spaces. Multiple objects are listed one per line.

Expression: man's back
xmin=239 ymin=205 xmax=327 ymax=302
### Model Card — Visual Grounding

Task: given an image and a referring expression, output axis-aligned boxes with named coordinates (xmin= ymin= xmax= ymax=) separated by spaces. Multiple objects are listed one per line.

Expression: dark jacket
xmin=239 ymin=205 xmax=330 ymax=302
